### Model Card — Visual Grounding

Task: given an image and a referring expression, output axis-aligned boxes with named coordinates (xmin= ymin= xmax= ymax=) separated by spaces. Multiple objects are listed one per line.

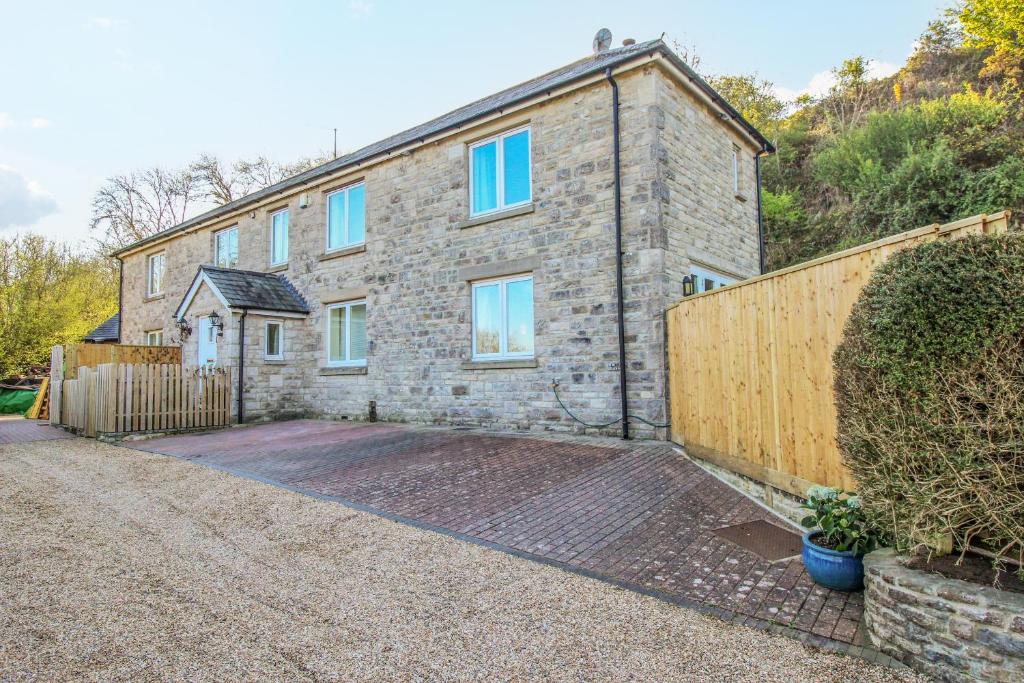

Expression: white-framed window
xmin=469 ymin=126 xmax=531 ymax=217
xmin=147 ymin=252 xmax=165 ymax=296
xmin=471 ymin=274 xmax=534 ymax=360
xmin=214 ymin=226 xmax=239 ymax=268
xmin=145 ymin=330 xmax=164 ymax=346
xmin=325 ymin=300 xmax=367 ymax=366
xmin=690 ymin=266 xmax=735 ymax=294
xmin=326 ymin=183 xmax=365 ymax=252
xmin=732 ymin=144 xmax=741 ymax=196
xmin=270 ymin=209 xmax=289 ymax=265
xmin=264 ymin=320 xmax=283 ymax=360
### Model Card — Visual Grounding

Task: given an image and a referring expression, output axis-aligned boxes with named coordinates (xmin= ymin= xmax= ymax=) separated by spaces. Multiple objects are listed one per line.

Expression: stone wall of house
xmin=864 ymin=548 xmax=1024 ymax=682
xmin=653 ymin=66 xmax=762 ymax=301
xmin=119 ymin=62 xmax=762 ymax=436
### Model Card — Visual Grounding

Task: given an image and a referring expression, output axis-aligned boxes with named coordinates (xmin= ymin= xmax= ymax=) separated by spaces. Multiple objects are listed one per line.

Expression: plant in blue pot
xmin=801 ymin=486 xmax=879 ymax=592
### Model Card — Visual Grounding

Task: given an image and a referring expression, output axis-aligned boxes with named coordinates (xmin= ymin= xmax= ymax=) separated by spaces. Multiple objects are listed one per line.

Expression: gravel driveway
xmin=0 ymin=438 xmax=927 ymax=682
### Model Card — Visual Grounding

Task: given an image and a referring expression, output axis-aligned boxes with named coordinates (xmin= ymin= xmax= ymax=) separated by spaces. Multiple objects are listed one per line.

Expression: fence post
xmin=49 ymin=345 xmax=64 ymax=426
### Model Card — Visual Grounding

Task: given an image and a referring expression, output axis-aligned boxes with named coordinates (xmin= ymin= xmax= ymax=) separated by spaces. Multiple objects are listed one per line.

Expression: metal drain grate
xmin=713 ymin=520 xmax=803 ymax=562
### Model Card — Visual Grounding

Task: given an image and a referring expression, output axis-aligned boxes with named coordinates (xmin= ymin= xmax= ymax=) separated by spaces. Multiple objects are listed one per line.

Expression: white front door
xmin=198 ymin=317 xmax=218 ymax=366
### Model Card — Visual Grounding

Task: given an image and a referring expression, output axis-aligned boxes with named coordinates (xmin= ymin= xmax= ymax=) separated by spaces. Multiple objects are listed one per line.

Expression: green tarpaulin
xmin=0 ymin=388 xmax=38 ymax=415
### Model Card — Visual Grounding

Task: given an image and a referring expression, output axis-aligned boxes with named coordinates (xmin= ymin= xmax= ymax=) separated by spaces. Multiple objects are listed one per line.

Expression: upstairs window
xmin=469 ymin=126 xmax=531 ymax=216
xmin=214 ymin=226 xmax=239 ymax=268
xmin=471 ymin=274 xmax=534 ymax=360
xmin=270 ymin=209 xmax=288 ymax=265
xmin=326 ymin=183 xmax=365 ymax=252
xmin=326 ymin=300 xmax=367 ymax=366
xmin=147 ymin=252 xmax=165 ymax=296
xmin=145 ymin=330 xmax=164 ymax=346
xmin=264 ymin=320 xmax=283 ymax=360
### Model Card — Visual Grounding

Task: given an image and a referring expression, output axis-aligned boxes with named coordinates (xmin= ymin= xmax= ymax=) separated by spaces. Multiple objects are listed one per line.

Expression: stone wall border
xmin=864 ymin=548 xmax=1024 ymax=681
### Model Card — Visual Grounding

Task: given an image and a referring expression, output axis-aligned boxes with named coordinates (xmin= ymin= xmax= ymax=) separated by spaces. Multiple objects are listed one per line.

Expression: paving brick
xmin=132 ymin=419 xmax=864 ymax=644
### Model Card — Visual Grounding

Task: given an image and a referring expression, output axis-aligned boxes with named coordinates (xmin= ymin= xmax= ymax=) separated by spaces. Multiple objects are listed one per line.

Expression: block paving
xmin=129 ymin=419 xmax=866 ymax=645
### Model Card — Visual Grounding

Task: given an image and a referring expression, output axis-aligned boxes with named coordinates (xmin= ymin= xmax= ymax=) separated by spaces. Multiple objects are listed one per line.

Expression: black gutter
xmin=755 ymin=148 xmax=767 ymax=274
xmin=606 ymin=67 xmax=629 ymax=441
xmin=237 ymin=310 xmax=246 ymax=424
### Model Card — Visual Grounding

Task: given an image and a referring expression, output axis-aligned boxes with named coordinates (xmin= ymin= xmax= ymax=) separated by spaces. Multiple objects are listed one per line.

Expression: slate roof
xmin=189 ymin=266 xmax=309 ymax=314
xmin=83 ymin=313 xmax=120 ymax=343
xmin=113 ymin=38 xmax=772 ymax=258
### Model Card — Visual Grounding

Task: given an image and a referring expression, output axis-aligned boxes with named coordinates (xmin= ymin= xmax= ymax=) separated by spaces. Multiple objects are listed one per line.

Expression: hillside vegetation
xmin=710 ymin=1 xmax=1024 ymax=270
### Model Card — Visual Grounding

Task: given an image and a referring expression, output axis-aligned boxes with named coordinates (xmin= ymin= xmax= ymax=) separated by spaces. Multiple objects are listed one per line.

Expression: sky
xmin=0 ymin=0 xmax=950 ymax=247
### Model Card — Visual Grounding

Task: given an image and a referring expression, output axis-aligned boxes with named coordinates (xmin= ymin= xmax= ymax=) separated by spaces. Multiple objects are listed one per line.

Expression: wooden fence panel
xmin=54 ymin=363 xmax=231 ymax=437
xmin=63 ymin=344 xmax=181 ymax=380
xmin=666 ymin=211 xmax=1011 ymax=496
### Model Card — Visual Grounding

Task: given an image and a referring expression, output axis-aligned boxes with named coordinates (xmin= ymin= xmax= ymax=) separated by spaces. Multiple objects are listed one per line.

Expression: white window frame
xmin=324 ymin=299 xmax=367 ymax=367
xmin=468 ymin=125 xmax=532 ymax=217
xmin=690 ymin=265 xmax=735 ymax=294
xmin=470 ymin=273 xmax=534 ymax=361
xmin=147 ymin=252 xmax=165 ymax=297
xmin=324 ymin=182 xmax=365 ymax=253
xmin=732 ymin=144 xmax=741 ymax=196
xmin=264 ymin=320 xmax=284 ymax=360
xmin=145 ymin=330 xmax=164 ymax=346
xmin=269 ymin=208 xmax=289 ymax=266
xmin=214 ymin=225 xmax=239 ymax=268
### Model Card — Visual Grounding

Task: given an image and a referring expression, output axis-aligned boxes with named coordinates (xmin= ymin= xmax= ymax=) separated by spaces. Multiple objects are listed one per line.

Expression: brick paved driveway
xmin=129 ymin=420 xmax=865 ymax=645
xmin=0 ymin=417 xmax=74 ymax=444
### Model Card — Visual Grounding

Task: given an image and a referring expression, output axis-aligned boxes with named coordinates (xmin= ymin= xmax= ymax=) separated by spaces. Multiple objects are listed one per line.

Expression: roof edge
xmin=112 ymin=39 xmax=771 ymax=259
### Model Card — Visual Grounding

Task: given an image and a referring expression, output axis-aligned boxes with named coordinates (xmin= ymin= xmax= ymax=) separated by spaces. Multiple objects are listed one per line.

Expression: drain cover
xmin=713 ymin=520 xmax=803 ymax=562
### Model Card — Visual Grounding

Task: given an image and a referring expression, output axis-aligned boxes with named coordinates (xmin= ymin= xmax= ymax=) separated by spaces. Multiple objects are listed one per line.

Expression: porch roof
xmin=175 ymin=266 xmax=310 ymax=319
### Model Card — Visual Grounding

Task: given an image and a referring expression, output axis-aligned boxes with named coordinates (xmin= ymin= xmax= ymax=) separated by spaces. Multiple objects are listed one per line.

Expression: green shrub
xmin=833 ymin=234 xmax=1024 ymax=572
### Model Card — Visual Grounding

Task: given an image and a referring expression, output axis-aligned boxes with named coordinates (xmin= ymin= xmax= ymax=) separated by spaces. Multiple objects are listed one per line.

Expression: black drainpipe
xmin=237 ymin=310 xmax=246 ymax=424
xmin=755 ymin=146 xmax=767 ymax=275
xmin=116 ymin=257 xmax=124 ymax=342
xmin=605 ymin=67 xmax=629 ymax=440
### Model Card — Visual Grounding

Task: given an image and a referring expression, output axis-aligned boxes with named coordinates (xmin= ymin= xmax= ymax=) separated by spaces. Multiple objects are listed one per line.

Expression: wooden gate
xmin=665 ymin=211 xmax=1011 ymax=495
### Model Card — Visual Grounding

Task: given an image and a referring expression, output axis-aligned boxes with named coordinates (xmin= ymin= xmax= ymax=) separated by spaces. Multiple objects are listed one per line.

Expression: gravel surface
xmin=0 ymin=439 xmax=929 ymax=682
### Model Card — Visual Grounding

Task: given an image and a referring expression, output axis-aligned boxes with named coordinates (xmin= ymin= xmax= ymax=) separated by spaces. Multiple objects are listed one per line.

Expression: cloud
xmin=0 ymin=166 xmax=59 ymax=229
xmin=0 ymin=113 xmax=11 ymax=129
xmin=775 ymin=59 xmax=900 ymax=102
xmin=349 ymin=0 xmax=373 ymax=18
xmin=86 ymin=17 xmax=120 ymax=29
xmin=29 ymin=117 xmax=52 ymax=129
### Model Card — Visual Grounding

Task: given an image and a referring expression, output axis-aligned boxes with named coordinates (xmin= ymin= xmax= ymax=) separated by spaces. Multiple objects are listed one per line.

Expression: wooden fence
xmin=57 ymin=363 xmax=232 ymax=437
xmin=666 ymin=211 xmax=1011 ymax=496
xmin=63 ymin=343 xmax=181 ymax=379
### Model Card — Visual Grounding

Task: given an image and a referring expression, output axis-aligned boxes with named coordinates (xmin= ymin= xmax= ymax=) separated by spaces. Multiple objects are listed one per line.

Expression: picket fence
xmin=57 ymin=362 xmax=232 ymax=437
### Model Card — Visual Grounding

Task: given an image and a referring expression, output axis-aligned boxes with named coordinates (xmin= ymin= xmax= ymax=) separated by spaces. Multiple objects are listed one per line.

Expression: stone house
xmin=112 ymin=36 xmax=772 ymax=438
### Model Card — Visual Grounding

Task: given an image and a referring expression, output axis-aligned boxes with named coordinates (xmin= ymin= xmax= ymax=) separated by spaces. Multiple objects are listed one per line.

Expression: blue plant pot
xmin=801 ymin=532 xmax=865 ymax=592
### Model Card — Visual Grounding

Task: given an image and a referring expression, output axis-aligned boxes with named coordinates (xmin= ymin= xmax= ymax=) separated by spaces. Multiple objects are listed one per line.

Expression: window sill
xmin=267 ymin=263 xmax=288 ymax=273
xmin=319 ymin=365 xmax=368 ymax=376
xmin=264 ymin=358 xmax=286 ymax=364
xmin=455 ymin=203 xmax=534 ymax=230
xmin=461 ymin=358 xmax=537 ymax=370
xmin=144 ymin=293 xmax=166 ymax=303
xmin=319 ymin=244 xmax=366 ymax=261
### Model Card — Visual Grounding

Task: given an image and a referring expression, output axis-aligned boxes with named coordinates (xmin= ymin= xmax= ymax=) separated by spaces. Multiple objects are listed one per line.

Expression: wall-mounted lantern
xmin=208 ymin=310 xmax=224 ymax=337
xmin=682 ymin=275 xmax=697 ymax=297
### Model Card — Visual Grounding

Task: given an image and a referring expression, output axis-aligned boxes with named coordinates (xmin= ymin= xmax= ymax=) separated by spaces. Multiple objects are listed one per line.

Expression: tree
xmin=959 ymin=0 xmax=1024 ymax=87
xmin=0 ymin=235 xmax=117 ymax=377
xmin=190 ymin=154 xmax=329 ymax=205
xmin=706 ymin=74 xmax=786 ymax=138
xmin=91 ymin=153 xmax=330 ymax=250
xmin=822 ymin=57 xmax=873 ymax=132
xmin=90 ymin=166 xmax=203 ymax=251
